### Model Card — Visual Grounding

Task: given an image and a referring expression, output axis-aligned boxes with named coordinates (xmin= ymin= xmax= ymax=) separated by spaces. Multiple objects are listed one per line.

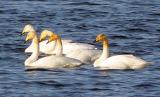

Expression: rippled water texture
xmin=0 ymin=0 xmax=160 ymax=97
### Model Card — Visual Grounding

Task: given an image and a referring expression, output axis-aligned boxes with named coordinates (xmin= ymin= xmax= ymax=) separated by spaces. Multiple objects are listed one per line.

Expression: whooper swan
xmin=93 ymin=33 xmax=149 ymax=70
xmin=39 ymin=30 xmax=98 ymax=55
xmin=24 ymin=30 xmax=83 ymax=69
xmin=40 ymin=30 xmax=101 ymax=64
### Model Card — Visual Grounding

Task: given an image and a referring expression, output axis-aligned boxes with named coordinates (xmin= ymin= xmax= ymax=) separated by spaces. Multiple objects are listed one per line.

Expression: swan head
xmin=22 ymin=24 xmax=35 ymax=35
xmin=96 ymin=33 xmax=108 ymax=42
xmin=47 ymin=33 xmax=59 ymax=43
xmin=25 ymin=31 xmax=37 ymax=43
xmin=39 ymin=30 xmax=55 ymax=42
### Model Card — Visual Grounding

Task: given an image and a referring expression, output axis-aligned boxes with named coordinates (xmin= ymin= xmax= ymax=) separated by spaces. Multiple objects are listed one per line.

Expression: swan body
xmin=94 ymin=55 xmax=148 ymax=69
xmin=26 ymin=55 xmax=82 ymax=69
xmin=93 ymin=33 xmax=149 ymax=70
xmin=24 ymin=29 xmax=83 ymax=69
xmin=40 ymin=30 xmax=101 ymax=64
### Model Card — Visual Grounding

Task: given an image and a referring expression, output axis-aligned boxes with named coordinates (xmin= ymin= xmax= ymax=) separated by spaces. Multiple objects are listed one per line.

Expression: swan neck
xmin=25 ymin=35 xmax=39 ymax=66
xmin=99 ymin=39 xmax=109 ymax=60
xmin=30 ymin=39 xmax=34 ymax=47
xmin=55 ymin=38 xmax=63 ymax=56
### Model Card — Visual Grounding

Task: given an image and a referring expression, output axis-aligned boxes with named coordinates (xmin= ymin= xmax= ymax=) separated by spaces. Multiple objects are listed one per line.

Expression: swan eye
xmin=47 ymin=36 xmax=54 ymax=43
xmin=39 ymin=34 xmax=46 ymax=42
xmin=39 ymin=38 xmax=44 ymax=42
xmin=22 ymin=32 xmax=29 ymax=35
xmin=96 ymin=35 xmax=103 ymax=42
xmin=96 ymin=37 xmax=100 ymax=42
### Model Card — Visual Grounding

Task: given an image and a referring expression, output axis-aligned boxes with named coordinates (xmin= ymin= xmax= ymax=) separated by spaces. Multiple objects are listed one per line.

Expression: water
xmin=0 ymin=0 xmax=160 ymax=96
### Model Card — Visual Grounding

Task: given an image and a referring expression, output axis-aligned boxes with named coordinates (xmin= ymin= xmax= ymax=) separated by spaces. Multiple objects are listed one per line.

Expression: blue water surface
xmin=0 ymin=0 xmax=160 ymax=97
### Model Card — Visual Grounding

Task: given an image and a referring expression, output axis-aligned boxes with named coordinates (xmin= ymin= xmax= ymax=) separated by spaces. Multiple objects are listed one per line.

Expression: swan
xmin=22 ymin=24 xmax=72 ymax=53
xmin=24 ymin=30 xmax=83 ymax=69
xmin=93 ymin=33 xmax=149 ymax=70
xmin=46 ymin=32 xmax=102 ymax=64
xmin=39 ymin=30 xmax=98 ymax=55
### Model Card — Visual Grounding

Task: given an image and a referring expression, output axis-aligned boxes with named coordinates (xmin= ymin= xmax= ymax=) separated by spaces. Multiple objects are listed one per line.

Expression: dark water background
xmin=0 ymin=0 xmax=160 ymax=97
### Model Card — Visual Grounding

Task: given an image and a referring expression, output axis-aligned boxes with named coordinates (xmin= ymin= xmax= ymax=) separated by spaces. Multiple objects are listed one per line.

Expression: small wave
xmin=110 ymin=35 xmax=129 ymax=39
xmin=133 ymin=83 xmax=155 ymax=89
xmin=126 ymin=28 xmax=149 ymax=32
xmin=64 ymin=2 xmax=104 ymax=5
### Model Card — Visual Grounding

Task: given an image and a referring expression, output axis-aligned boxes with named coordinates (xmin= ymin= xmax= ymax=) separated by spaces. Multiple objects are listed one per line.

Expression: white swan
xmin=39 ymin=30 xmax=98 ymax=55
xmin=40 ymin=30 xmax=97 ymax=54
xmin=43 ymin=32 xmax=102 ymax=64
xmin=93 ymin=33 xmax=149 ymax=70
xmin=24 ymin=30 xmax=83 ymax=69
xmin=22 ymin=24 xmax=72 ymax=53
